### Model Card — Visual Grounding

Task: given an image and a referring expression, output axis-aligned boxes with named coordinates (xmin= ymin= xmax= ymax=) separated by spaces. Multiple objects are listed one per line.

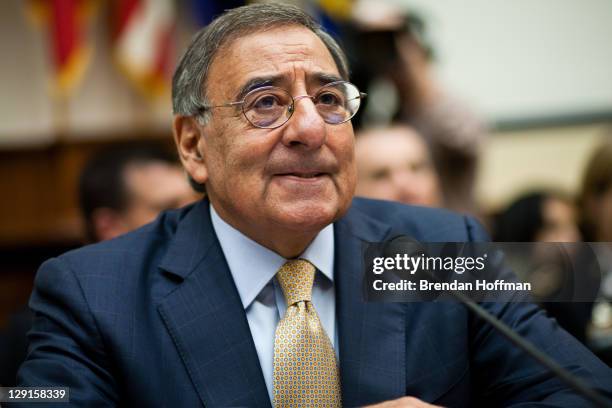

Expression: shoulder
xmin=29 ymin=204 xmax=200 ymax=335
xmin=47 ymin=204 xmax=192 ymax=283
xmin=348 ymin=197 xmax=489 ymax=242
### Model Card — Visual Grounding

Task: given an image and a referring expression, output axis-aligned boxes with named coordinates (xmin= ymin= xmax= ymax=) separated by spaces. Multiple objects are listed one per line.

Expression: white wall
xmin=391 ymin=0 xmax=612 ymax=122
xmin=477 ymin=125 xmax=609 ymax=210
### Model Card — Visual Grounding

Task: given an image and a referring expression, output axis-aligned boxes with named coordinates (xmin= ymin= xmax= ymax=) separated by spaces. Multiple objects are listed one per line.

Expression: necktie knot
xmin=276 ymin=259 xmax=315 ymax=305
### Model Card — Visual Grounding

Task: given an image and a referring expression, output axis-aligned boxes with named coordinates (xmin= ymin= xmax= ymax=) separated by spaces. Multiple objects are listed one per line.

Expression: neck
xmin=211 ymin=202 xmax=322 ymax=259
xmin=240 ymin=224 xmax=319 ymax=259
xmin=265 ymin=234 xmax=317 ymax=259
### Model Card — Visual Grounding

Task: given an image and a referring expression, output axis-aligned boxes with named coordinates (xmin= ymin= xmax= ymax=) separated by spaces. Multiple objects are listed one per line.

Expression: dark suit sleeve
xmin=463 ymin=216 xmax=612 ymax=406
xmin=12 ymin=257 xmax=118 ymax=407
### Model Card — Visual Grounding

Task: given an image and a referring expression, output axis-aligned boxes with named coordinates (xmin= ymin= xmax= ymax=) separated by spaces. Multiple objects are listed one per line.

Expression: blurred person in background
xmin=79 ymin=142 xmax=200 ymax=242
xmin=494 ymin=191 xmax=581 ymax=243
xmin=0 ymin=142 xmax=200 ymax=386
xmin=347 ymin=0 xmax=485 ymax=214
xmin=355 ymin=124 xmax=442 ymax=207
xmin=494 ymin=191 xmax=596 ymax=345
xmin=579 ymin=137 xmax=612 ymax=365
xmin=579 ymin=138 xmax=612 ymax=244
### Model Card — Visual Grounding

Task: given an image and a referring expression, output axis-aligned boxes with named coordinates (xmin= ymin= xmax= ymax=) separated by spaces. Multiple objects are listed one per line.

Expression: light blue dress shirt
xmin=210 ymin=205 xmax=337 ymax=403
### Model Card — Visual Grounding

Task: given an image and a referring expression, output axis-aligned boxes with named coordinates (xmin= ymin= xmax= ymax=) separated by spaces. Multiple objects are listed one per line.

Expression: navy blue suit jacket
xmin=15 ymin=198 xmax=612 ymax=406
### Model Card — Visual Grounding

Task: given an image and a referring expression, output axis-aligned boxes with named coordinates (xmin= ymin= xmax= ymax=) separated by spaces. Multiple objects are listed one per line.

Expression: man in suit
xmin=15 ymin=3 xmax=612 ymax=407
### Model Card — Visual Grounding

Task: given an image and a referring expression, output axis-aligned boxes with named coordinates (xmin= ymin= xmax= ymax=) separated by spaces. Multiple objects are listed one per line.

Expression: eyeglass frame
xmin=196 ymin=80 xmax=367 ymax=129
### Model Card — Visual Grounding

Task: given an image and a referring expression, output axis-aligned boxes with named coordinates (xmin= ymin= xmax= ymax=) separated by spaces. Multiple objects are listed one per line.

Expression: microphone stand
xmin=449 ymin=288 xmax=612 ymax=408
xmin=382 ymin=236 xmax=612 ymax=407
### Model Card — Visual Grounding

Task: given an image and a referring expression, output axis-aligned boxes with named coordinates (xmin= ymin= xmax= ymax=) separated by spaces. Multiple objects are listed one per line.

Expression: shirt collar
xmin=210 ymin=204 xmax=334 ymax=309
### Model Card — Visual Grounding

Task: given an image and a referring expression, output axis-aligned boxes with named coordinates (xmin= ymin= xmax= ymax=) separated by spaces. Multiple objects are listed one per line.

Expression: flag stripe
xmin=112 ymin=0 xmax=175 ymax=98
xmin=28 ymin=0 xmax=94 ymax=96
xmin=112 ymin=0 xmax=141 ymax=40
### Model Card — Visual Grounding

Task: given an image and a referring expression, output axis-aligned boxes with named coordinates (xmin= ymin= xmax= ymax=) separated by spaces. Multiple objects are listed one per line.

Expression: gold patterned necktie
xmin=273 ymin=259 xmax=342 ymax=407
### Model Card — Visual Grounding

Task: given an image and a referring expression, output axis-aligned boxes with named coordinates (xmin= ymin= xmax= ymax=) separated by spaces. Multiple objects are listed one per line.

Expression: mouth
xmin=277 ymin=172 xmax=327 ymax=179
xmin=273 ymin=172 xmax=330 ymax=186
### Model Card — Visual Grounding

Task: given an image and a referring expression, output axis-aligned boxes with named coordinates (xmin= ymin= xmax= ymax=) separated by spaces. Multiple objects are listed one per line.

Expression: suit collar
xmin=334 ymin=203 xmax=408 ymax=406
xmin=158 ymin=199 xmax=213 ymax=280
xmin=157 ymin=199 xmax=271 ymax=407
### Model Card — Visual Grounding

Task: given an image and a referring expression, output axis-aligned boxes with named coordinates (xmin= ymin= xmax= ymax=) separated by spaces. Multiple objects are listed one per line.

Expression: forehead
xmin=125 ymin=162 xmax=182 ymax=198
xmin=207 ymin=25 xmax=341 ymax=97
xmin=358 ymin=128 xmax=426 ymax=153
xmin=356 ymin=129 xmax=428 ymax=166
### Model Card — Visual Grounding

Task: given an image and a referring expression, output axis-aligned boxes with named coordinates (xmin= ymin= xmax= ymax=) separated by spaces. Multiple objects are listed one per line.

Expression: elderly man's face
xmin=192 ymin=26 xmax=356 ymax=245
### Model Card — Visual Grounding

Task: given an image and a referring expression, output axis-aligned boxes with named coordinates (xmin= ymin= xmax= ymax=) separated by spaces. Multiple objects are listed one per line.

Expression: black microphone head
xmin=382 ymin=235 xmax=426 ymax=259
xmin=379 ymin=235 xmax=442 ymax=301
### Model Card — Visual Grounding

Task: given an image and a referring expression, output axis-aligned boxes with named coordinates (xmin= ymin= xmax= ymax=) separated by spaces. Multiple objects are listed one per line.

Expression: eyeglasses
xmin=198 ymin=81 xmax=366 ymax=129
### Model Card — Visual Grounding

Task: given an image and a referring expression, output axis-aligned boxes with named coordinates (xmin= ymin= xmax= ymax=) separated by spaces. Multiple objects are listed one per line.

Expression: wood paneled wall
xmin=0 ymin=135 xmax=176 ymax=247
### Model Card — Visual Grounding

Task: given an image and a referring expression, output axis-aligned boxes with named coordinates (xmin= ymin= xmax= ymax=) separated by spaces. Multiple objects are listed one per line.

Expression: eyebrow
xmin=234 ymin=72 xmax=344 ymax=101
xmin=235 ymin=75 xmax=281 ymax=101
xmin=312 ymin=72 xmax=344 ymax=86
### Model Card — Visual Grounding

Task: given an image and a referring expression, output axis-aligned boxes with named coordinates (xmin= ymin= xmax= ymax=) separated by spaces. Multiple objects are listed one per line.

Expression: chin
xmin=273 ymin=201 xmax=343 ymax=232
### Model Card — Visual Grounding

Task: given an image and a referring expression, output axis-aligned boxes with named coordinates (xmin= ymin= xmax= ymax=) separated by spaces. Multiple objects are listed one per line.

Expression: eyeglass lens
xmin=242 ymin=82 xmax=362 ymax=129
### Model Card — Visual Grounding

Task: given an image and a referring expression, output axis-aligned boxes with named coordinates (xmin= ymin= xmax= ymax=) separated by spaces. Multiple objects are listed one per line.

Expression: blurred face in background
xmin=355 ymin=125 xmax=442 ymax=207
xmin=94 ymin=162 xmax=198 ymax=241
xmin=536 ymin=196 xmax=581 ymax=243
xmin=121 ymin=162 xmax=198 ymax=229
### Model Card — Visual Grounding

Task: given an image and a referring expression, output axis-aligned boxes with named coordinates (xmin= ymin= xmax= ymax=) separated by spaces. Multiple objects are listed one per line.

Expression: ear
xmin=173 ymin=115 xmax=208 ymax=185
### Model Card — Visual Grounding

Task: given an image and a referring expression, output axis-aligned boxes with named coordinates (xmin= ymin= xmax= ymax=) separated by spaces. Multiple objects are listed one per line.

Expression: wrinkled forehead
xmin=206 ymin=25 xmax=342 ymax=99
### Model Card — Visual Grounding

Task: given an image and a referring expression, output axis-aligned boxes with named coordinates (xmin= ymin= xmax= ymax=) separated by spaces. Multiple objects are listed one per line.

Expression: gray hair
xmin=172 ymin=3 xmax=350 ymax=121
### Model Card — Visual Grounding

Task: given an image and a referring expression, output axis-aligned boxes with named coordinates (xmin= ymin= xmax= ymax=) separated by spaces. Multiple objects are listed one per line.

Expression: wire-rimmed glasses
xmin=199 ymin=81 xmax=366 ymax=129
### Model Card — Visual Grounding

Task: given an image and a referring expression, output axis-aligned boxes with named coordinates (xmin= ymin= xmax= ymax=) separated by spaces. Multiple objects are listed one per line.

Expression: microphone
xmin=382 ymin=235 xmax=612 ymax=408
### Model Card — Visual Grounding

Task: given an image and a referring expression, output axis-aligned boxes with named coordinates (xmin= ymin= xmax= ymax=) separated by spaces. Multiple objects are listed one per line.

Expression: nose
xmin=391 ymin=169 xmax=418 ymax=203
xmin=391 ymin=168 xmax=412 ymax=188
xmin=280 ymin=96 xmax=327 ymax=150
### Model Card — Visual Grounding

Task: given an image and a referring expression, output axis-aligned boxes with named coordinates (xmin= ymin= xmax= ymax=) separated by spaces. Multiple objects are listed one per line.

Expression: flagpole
xmin=53 ymin=94 xmax=70 ymax=143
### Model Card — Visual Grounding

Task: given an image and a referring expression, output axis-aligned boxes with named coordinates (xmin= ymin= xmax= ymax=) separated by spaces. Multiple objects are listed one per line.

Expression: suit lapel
xmin=157 ymin=200 xmax=271 ymax=408
xmin=335 ymin=207 xmax=407 ymax=407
